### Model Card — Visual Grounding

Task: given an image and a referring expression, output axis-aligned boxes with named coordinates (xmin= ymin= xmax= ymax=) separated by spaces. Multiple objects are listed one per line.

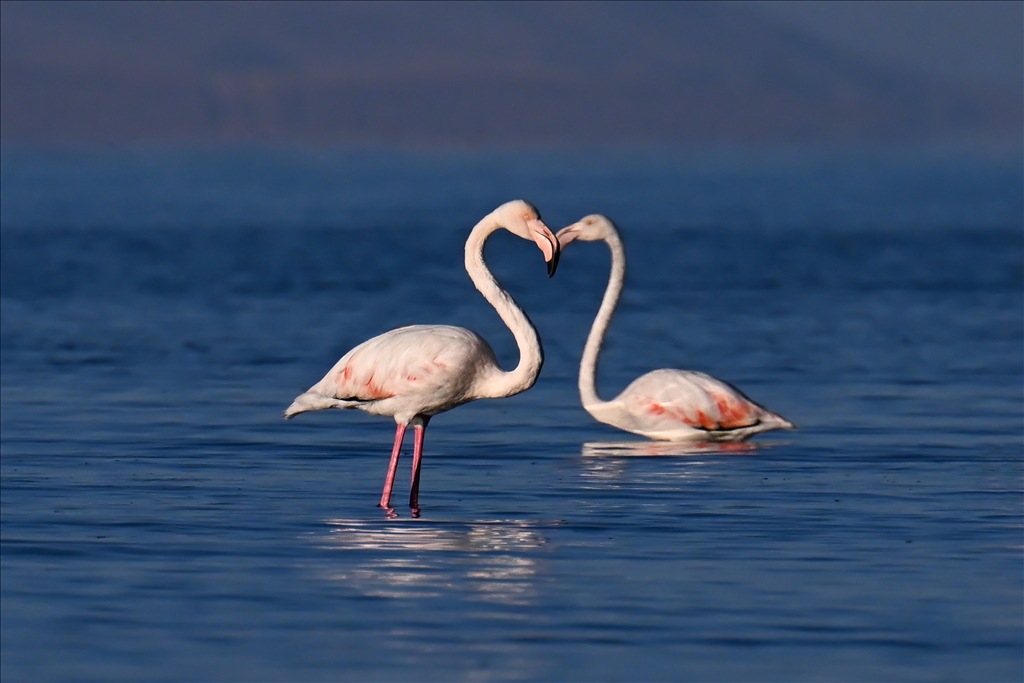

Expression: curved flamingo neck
xmin=579 ymin=231 xmax=625 ymax=411
xmin=465 ymin=213 xmax=544 ymax=399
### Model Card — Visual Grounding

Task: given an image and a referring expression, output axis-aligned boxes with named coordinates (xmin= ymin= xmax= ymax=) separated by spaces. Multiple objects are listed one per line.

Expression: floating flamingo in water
xmin=285 ymin=200 xmax=560 ymax=511
xmin=556 ymin=215 xmax=793 ymax=442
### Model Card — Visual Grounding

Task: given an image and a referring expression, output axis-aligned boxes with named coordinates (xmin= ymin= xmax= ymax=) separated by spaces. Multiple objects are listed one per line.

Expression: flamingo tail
xmin=756 ymin=410 xmax=796 ymax=432
xmin=283 ymin=392 xmax=360 ymax=419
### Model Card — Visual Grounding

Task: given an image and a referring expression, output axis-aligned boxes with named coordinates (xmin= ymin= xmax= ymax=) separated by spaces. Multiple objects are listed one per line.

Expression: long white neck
xmin=465 ymin=214 xmax=544 ymax=399
xmin=579 ymin=231 xmax=625 ymax=410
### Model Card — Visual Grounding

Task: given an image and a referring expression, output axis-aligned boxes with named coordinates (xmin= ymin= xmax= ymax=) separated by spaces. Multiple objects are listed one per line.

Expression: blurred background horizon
xmin=1 ymin=0 xmax=1021 ymax=149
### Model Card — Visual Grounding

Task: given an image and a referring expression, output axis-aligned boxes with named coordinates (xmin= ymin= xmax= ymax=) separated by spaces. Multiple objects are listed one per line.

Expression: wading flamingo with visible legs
xmin=285 ymin=200 xmax=560 ymax=512
xmin=556 ymin=214 xmax=793 ymax=442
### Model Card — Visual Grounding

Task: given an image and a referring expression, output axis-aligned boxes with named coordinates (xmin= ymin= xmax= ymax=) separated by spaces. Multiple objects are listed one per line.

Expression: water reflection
xmin=581 ymin=440 xmax=761 ymax=457
xmin=578 ymin=440 xmax=767 ymax=487
xmin=314 ymin=519 xmax=548 ymax=604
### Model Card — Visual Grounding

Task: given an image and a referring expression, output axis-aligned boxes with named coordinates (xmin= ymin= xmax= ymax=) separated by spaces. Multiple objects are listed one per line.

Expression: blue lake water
xmin=1 ymin=147 xmax=1022 ymax=681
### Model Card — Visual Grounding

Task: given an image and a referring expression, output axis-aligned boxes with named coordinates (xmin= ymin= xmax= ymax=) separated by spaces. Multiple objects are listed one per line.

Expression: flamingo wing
xmin=311 ymin=325 xmax=497 ymax=405
xmin=618 ymin=369 xmax=764 ymax=432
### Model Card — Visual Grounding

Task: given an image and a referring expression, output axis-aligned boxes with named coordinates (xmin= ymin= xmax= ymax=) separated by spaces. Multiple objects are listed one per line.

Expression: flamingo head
xmin=495 ymin=200 xmax=560 ymax=277
xmin=556 ymin=214 xmax=618 ymax=247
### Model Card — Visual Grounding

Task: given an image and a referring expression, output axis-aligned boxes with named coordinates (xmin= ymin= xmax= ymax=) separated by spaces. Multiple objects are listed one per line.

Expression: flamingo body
xmin=288 ymin=324 xmax=500 ymax=423
xmin=590 ymin=369 xmax=792 ymax=442
xmin=557 ymin=214 xmax=793 ymax=443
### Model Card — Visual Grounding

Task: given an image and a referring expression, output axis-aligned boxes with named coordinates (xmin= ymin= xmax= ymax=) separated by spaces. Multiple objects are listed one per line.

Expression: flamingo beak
xmin=547 ymin=240 xmax=561 ymax=277
xmin=556 ymin=223 xmax=582 ymax=248
xmin=528 ymin=219 xmax=561 ymax=277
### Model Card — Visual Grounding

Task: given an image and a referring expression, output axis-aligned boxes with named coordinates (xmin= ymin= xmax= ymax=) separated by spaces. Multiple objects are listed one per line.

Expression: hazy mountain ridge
xmin=2 ymin=1 xmax=1019 ymax=144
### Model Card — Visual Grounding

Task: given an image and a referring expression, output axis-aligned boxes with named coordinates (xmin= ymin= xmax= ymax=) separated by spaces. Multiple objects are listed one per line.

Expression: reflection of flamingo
xmin=581 ymin=440 xmax=761 ymax=458
xmin=557 ymin=215 xmax=793 ymax=442
xmin=286 ymin=201 xmax=560 ymax=511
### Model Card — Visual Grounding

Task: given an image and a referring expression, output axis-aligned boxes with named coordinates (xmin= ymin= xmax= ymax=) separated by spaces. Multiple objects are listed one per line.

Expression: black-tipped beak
xmin=547 ymin=241 xmax=560 ymax=277
xmin=527 ymin=217 xmax=560 ymax=278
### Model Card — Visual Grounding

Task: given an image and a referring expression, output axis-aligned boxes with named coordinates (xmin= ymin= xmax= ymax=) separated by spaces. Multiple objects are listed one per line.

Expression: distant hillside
xmin=1 ymin=1 xmax=1019 ymax=145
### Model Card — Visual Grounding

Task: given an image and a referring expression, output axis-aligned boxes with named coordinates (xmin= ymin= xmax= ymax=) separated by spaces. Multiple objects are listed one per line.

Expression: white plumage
xmin=293 ymin=325 xmax=500 ymax=423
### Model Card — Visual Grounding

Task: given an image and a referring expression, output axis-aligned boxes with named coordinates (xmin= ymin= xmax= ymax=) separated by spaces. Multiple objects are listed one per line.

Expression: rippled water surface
xmin=2 ymin=148 xmax=1022 ymax=681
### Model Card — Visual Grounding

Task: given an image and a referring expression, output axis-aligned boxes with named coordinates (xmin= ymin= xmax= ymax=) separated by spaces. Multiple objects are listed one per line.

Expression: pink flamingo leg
xmin=379 ymin=423 xmax=407 ymax=509
xmin=409 ymin=422 xmax=427 ymax=510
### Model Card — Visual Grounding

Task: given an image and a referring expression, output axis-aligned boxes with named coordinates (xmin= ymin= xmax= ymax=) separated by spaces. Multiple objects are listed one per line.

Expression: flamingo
xmin=285 ymin=200 xmax=560 ymax=512
xmin=556 ymin=214 xmax=794 ymax=442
